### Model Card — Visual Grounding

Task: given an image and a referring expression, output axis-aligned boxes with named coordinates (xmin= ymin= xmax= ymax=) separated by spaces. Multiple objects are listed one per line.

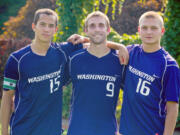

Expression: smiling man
xmin=67 ymin=11 xmax=123 ymax=135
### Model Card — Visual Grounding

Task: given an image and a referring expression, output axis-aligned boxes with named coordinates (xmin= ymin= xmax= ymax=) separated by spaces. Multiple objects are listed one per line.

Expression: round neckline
xmin=140 ymin=45 xmax=163 ymax=55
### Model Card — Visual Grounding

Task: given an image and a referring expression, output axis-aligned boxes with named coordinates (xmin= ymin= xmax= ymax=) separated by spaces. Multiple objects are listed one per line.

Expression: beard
xmin=89 ymin=34 xmax=106 ymax=44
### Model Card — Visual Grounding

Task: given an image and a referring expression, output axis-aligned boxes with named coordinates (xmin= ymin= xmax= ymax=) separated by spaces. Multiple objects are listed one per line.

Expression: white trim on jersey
xmin=10 ymin=54 xmax=18 ymax=62
xmin=10 ymin=51 xmax=31 ymax=135
xmin=167 ymin=64 xmax=179 ymax=68
xmin=68 ymin=51 xmax=86 ymax=134
xmin=112 ymin=52 xmax=118 ymax=57
xmin=69 ymin=51 xmax=85 ymax=75
xmin=159 ymin=54 xmax=167 ymax=117
xmin=57 ymin=46 xmax=68 ymax=62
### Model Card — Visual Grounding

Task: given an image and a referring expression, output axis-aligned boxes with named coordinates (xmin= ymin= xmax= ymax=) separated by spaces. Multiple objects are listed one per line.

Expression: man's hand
xmin=107 ymin=41 xmax=129 ymax=65
xmin=67 ymin=34 xmax=89 ymax=45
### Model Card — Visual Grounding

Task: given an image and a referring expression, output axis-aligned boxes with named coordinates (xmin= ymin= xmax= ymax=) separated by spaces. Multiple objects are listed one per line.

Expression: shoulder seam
xmin=18 ymin=51 xmax=31 ymax=63
xmin=10 ymin=54 xmax=18 ymax=62
xmin=69 ymin=51 xmax=85 ymax=75
xmin=70 ymin=51 xmax=85 ymax=61
xmin=57 ymin=46 xmax=68 ymax=62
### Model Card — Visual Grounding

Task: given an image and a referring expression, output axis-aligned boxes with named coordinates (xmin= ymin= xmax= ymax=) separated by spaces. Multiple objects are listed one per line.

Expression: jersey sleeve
xmin=164 ymin=65 xmax=180 ymax=102
xmin=3 ymin=55 xmax=19 ymax=91
xmin=62 ymin=60 xmax=71 ymax=86
xmin=56 ymin=42 xmax=83 ymax=57
xmin=126 ymin=44 xmax=135 ymax=53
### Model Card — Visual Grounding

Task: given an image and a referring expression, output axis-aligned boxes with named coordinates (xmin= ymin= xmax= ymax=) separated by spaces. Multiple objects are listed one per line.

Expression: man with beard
xmin=67 ymin=11 xmax=123 ymax=135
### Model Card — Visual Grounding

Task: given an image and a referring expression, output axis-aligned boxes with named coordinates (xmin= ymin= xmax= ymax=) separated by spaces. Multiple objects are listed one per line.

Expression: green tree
xmin=0 ymin=0 xmax=56 ymax=39
xmin=162 ymin=0 xmax=180 ymax=64
xmin=55 ymin=0 xmax=124 ymax=42
xmin=162 ymin=0 xmax=180 ymax=128
xmin=0 ymin=0 xmax=26 ymax=34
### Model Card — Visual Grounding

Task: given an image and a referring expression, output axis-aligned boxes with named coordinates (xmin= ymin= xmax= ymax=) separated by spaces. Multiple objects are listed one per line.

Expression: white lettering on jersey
xmin=77 ymin=74 xmax=116 ymax=82
xmin=28 ymin=69 xmax=61 ymax=83
xmin=129 ymin=65 xmax=155 ymax=82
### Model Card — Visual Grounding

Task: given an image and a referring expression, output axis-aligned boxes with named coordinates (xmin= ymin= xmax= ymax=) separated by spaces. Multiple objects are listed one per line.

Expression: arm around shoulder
xmin=107 ymin=41 xmax=129 ymax=65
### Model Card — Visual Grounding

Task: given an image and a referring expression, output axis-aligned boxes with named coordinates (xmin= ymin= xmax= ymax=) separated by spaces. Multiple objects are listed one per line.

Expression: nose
xmin=44 ymin=25 xmax=50 ymax=32
xmin=94 ymin=26 xmax=101 ymax=32
xmin=146 ymin=28 xmax=152 ymax=34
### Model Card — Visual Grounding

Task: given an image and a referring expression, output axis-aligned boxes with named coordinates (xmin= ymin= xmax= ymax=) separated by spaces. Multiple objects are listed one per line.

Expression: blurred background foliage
xmin=0 ymin=0 xmax=180 ymax=129
xmin=0 ymin=0 xmax=27 ymax=34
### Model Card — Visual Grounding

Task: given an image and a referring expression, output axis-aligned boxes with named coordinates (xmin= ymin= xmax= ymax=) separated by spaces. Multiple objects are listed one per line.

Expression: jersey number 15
xmin=50 ymin=76 xmax=60 ymax=94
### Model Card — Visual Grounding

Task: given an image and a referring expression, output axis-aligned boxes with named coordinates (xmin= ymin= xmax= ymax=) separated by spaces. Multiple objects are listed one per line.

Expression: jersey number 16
xmin=136 ymin=78 xmax=151 ymax=96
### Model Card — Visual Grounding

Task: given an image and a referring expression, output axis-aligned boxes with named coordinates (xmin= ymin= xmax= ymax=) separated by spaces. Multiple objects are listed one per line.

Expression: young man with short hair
xmin=0 ymin=8 xmax=82 ymax=135
xmin=108 ymin=11 xmax=180 ymax=135
xmin=67 ymin=11 xmax=123 ymax=135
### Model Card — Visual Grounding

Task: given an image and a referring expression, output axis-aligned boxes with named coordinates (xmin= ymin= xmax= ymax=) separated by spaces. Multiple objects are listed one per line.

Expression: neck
xmin=142 ymin=42 xmax=161 ymax=53
xmin=87 ymin=41 xmax=110 ymax=58
xmin=31 ymin=38 xmax=51 ymax=56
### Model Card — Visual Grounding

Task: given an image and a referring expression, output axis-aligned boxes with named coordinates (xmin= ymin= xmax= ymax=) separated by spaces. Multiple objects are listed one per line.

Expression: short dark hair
xmin=33 ymin=8 xmax=58 ymax=26
xmin=84 ymin=11 xmax=110 ymax=29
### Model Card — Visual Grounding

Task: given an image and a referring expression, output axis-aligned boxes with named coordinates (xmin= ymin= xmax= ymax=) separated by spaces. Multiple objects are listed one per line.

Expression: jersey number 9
xmin=106 ymin=82 xmax=114 ymax=97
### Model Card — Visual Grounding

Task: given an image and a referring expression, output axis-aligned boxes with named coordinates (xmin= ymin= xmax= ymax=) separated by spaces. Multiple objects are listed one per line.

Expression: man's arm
xmin=67 ymin=34 xmax=129 ymax=65
xmin=163 ymin=101 xmax=179 ymax=135
xmin=106 ymin=41 xmax=129 ymax=65
xmin=0 ymin=90 xmax=14 ymax=135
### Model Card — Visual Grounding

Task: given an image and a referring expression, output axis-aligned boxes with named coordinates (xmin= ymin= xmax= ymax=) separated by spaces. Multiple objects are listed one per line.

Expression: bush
xmin=0 ymin=38 xmax=31 ymax=97
xmin=0 ymin=0 xmax=26 ymax=34
xmin=0 ymin=0 xmax=56 ymax=39
xmin=104 ymin=0 xmax=164 ymax=35
xmin=108 ymin=28 xmax=141 ymax=45
xmin=162 ymin=0 xmax=180 ymax=128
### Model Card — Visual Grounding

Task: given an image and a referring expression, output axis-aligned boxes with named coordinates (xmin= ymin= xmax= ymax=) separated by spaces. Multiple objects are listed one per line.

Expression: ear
xmin=84 ymin=27 xmax=87 ymax=33
xmin=138 ymin=26 xmax=140 ymax=33
xmin=32 ymin=23 xmax=35 ymax=31
xmin=107 ymin=27 xmax=111 ymax=33
xmin=161 ymin=27 xmax=165 ymax=34
xmin=55 ymin=27 xmax=58 ymax=32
